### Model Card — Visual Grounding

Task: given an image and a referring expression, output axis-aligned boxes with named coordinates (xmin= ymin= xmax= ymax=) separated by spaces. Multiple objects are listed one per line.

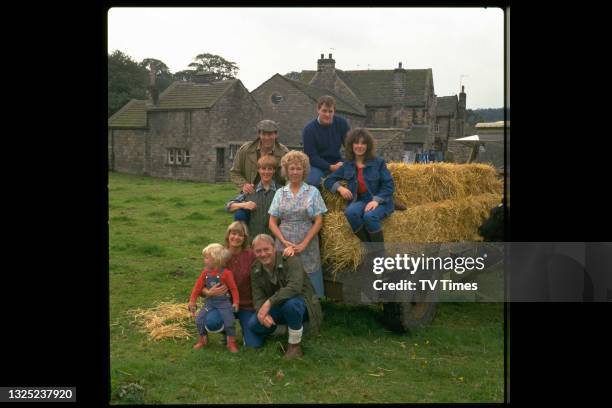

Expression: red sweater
xmin=189 ymin=267 xmax=240 ymax=305
xmin=357 ymin=166 xmax=367 ymax=194
xmin=226 ymin=249 xmax=257 ymax=310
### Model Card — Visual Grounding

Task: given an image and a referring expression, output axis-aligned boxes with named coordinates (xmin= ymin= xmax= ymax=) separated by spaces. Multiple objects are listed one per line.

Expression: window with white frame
xmin=167 ymin=148 xmax=191 ymax=166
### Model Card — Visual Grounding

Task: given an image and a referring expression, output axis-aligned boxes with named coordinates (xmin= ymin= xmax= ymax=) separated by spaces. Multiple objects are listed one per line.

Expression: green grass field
xmin=109 ymin=172 xmax=505 ymax=404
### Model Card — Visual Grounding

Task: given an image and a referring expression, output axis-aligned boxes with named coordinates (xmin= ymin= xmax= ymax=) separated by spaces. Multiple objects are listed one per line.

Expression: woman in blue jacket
xmin=324 ymin=128 xmax=395 ymax=242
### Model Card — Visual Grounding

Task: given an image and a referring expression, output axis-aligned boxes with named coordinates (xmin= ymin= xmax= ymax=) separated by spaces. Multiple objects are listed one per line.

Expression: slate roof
xmin=271 ymin=74 xmax=366 ymax=116
xmin=148 ymin=79 xmax=238 ymax=110
xmin=436 ymin=96 xmax=458 ymax=116
xmin=108 ymin=99 xmax=147 ymax=129
xmin=298 ymin=68 xmax=431 ymax=107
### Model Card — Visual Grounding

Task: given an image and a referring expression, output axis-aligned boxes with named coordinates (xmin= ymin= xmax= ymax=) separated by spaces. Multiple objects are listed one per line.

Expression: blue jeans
xmin=199 ymin=308 xmax=263 ymax=348
xmin=247 ymin=297 xmax=309 ymax=346
xmin=344 ymin=192 xmax=392 ymax=233
xmin=306 ymin=166 xmax=330 ymax=187
xmin=233 ymin=209 xmax=250 ymax=224
xmin=195 ymin=304 xmax=236 ymax=336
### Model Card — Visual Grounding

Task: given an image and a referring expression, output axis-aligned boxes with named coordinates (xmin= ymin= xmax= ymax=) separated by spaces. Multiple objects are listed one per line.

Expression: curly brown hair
xmin=344 ymin=128 xmax=376 ymax=162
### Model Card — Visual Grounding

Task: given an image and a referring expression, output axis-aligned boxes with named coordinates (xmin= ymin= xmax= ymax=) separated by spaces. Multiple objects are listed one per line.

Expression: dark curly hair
xmin=344 ymin=128 xmax=376 ymax=162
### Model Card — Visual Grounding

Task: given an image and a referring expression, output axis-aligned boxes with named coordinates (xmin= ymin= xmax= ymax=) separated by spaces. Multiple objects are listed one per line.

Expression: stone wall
xmin=146 ymin=109 xmax=205 ymax=181
xmin=252 ymin=75 xmax=317 ymax=147
xmin=208 ymin=81 xmax=263 ymax=181
xmin=108 ymin=128 xmax=146 ymax=174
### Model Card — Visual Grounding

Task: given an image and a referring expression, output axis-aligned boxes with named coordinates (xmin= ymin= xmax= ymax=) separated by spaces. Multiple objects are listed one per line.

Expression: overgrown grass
xmin=109 ymin=172 xmax=505 ymax=404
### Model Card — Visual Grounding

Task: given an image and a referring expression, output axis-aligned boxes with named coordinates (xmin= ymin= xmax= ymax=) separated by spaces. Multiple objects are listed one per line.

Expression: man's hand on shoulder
xmin=242 ymin=183 xmax=256 ymax=195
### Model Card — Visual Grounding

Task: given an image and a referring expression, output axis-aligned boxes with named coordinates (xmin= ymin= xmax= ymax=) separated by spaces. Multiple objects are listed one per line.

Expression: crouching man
xmin=248 ymin=233 xmax=322 ymax=359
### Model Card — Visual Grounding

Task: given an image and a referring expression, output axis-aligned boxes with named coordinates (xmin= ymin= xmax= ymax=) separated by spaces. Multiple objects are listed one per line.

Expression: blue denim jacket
xmin=324 ymin=157 xmax=395 ymax=206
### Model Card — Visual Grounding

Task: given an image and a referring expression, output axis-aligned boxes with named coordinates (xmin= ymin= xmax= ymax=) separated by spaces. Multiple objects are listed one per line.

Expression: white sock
xmin=287 ymin=326 xmax=303 ymax=344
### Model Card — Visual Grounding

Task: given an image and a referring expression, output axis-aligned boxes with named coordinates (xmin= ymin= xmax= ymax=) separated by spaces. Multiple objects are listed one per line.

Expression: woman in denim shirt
xmin=324 ymin=128 xmax=395 ymax=242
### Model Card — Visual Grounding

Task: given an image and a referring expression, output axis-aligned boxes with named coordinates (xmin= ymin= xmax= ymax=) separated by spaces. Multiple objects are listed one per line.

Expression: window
xmin=229 ymin=144 xmax=240 ymax=160
xmin=433 ymin=123 xmax=440 ymax=133
xmin=167 ymin=148 xmax=191 ymax=166
xmin=271 ymin=93 xmax=284 ymax=104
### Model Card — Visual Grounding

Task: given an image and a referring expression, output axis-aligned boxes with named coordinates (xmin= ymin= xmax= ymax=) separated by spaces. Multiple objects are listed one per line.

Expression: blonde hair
xmin=257 ymin=155 xmax=277 ymax=169
xmin=224 ymin=221 xmax=249 ymax=250
xmin=280 ymin=150 xmax=310 ymax=181
xmin=202 ymin=243 xmax=231 ymax=268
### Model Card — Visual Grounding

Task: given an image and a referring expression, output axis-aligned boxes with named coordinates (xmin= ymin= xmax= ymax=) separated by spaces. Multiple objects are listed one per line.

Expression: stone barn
xmin=108 ymin=73 xmax=262 ymax=182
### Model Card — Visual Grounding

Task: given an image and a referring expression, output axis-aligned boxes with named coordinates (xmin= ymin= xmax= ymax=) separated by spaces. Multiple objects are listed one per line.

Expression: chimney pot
xmin=399 ymin=62 xmax=402 ymax=69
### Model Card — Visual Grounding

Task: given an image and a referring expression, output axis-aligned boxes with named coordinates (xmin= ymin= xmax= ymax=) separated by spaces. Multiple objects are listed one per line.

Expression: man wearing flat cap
xmin=229 ymin=120 xmax=289 ymax=223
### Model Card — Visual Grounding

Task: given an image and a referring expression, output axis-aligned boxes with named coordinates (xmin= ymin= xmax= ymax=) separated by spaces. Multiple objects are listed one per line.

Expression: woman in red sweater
xmin=195 ymin=221 xmax=262 ymax=348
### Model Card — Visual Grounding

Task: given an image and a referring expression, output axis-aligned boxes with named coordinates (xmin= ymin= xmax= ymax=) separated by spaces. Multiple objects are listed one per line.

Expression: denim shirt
xmin=324 ymin=156 xmax=395 ymax=205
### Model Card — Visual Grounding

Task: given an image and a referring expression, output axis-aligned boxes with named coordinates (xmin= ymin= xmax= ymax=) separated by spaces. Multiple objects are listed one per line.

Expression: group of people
xmin=187 ymin=95 xmax=397 ymax=358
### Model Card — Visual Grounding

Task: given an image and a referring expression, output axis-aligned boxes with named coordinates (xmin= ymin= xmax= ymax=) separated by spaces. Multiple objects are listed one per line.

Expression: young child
xmin=188 ymin=243 xmax=240 ymax=353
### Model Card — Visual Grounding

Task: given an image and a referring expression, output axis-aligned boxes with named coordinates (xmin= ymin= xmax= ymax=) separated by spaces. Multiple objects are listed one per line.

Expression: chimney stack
xmin=399 ymin=62 xmax=402 ymax=69
xmin=147 ymin=62 xmax=159 ymax=105
xmin=316 ymin=52 xmax=336 ymax=73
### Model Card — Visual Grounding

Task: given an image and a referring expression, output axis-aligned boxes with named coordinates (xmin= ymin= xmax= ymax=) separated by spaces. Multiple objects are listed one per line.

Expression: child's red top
xmin=189 ymin=267 xmax=240 ymax=305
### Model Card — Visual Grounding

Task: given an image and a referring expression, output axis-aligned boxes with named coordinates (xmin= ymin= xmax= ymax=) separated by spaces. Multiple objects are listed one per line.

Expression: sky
xmin=108 ymin=7 xmax=505 ymax=109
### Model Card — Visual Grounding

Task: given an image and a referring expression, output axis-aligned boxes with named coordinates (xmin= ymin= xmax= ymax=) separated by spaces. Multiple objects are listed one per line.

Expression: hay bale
xmin=321 ymin=181 xmax=348 ymax=212
xmin=455 ymin=164 xmax=503 ymax=196
xmin=128 ymin=301 xmax=194 ymax=341
xmin=387 ymin=162 xmax=467 ymax=207
xmin=320 ymin=211 xmax=364 ymax=276
xmin=320 ymin=193 xmax=502 ymax=273
xmin=384 ymin=162 xmax=502 ymax=207
xmin=384 ymin=192 xmax=502 ymax=243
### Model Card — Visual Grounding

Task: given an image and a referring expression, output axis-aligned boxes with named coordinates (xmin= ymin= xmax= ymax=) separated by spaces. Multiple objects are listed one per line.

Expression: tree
xmin=108 ymin=50 xmax=148 ymax=117
xmin=284 ymin=71 xmax=301 ymax=81
xmin=139 ymin=58 xmax=173 ymax=97
xmin=187 ymin=53 xmax=239 ymax=81
xmin=173 ymin=69 xmax=196 ymax=82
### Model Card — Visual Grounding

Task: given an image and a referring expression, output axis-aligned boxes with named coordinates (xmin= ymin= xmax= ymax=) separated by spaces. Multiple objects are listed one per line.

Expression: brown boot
xmin=284 ymin=343 xmax=303 ymax=359
xmin=226 ymin=336 xmax=239 ymax=353
xmin=193 ymin=335 xmax=208 ymax=350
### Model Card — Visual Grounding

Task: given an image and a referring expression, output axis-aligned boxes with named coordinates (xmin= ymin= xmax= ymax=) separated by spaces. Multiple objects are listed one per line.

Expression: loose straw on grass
xmin=128 ymin=301 xmax=194 ymax=341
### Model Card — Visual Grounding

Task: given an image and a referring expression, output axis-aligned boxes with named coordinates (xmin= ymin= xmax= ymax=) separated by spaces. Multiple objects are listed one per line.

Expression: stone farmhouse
xmin=108 ymin=72 xmax=261 ymax=182
xmin=254 ymin=53 xmax=467 ymax=158
xmin=108 ymin=54 xmax=469 ymax=181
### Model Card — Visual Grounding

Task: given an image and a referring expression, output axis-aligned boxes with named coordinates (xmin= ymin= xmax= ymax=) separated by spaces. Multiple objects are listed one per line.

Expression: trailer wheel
xmin=382 ymin=299 xmax=438 ymax=333
xmin=381 ymin=267 xmax=439 ymax=333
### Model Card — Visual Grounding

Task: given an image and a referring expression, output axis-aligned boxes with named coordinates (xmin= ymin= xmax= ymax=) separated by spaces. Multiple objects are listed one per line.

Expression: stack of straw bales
xmin=128 ymin=301 xmax=193 ymax=341
xmin=321 ymin=163 xmax=503 ymax=273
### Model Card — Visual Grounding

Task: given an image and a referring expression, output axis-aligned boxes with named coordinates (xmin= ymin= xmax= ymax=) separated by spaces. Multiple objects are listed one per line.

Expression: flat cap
xmin=257 ymin=119 xmax=279 ymax=132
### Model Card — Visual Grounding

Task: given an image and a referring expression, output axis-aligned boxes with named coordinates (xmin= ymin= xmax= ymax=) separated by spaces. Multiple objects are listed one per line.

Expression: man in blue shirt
xmin=302 ymin=95 xmax=351 ymax=186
